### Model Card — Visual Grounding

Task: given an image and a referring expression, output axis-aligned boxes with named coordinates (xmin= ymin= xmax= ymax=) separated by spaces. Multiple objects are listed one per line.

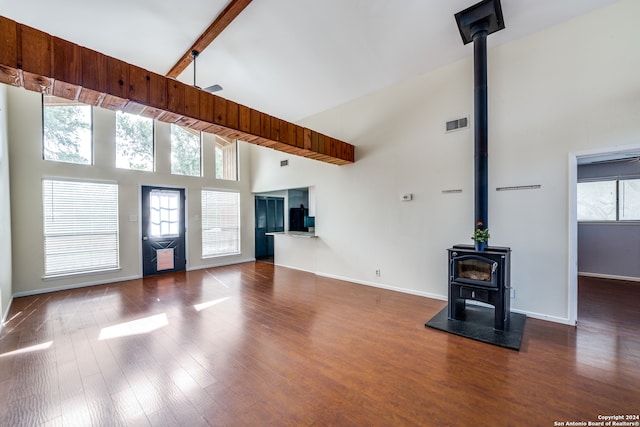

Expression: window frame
xmin=170 ymin=124 xmax=203 ymax=177
xmin=214 ymin=135 xmax=239 ymax=181
xmin=577 ymin=178 xmax=640 ymax=222
xmin=41 ymin=95 xmax=94 ymax=166
xmin=115 ymin=110 xmax=155 ymax=172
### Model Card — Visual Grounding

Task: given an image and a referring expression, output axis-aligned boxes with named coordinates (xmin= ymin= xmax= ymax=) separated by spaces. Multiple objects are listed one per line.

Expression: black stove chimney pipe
xmin=455 ymin=0 xmax=504 ymax=235
xmin=473 ymin=22 xmax=489 ymax=232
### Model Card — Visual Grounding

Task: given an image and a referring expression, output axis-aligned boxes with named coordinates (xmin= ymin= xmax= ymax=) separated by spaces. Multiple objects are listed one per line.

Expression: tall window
xmin=171 ymin=124 xmax=201 ymax=176
xmin=43 ymin=179 xmax=119 ymax=276
xmin=42 ymin=95 xmax=92 ymax=165
xmin=201 ymin=190 xmax=240 ymax=257
xmin=215 ymin=135 xmax=238 ymax=180
xmin=115 ymin=111 xmax=154 ymax=171
xmin=578 ymin=178 xmax=640 ymax=221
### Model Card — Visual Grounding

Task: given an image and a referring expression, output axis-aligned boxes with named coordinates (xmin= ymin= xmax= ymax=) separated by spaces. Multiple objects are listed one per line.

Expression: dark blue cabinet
xmin=255 ymin=196 xmax=284 ymax=259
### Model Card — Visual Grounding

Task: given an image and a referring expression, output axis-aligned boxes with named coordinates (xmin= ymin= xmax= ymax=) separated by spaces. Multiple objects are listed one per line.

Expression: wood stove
xmin=448 ymin=244 xmax=511 ymax=330
xmin=428 ymin=1 xmax=524 ymax=348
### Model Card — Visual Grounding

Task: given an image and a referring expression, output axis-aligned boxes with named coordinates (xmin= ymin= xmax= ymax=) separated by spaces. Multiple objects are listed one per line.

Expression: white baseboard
xmin=188 ymin=258 xmax=256 ymax=271
xmin=511 ymin=308 xmax=574 ymax=325
xmin=315 ymin=271 xmax=574 ymax=325
xmin=274 ymin=263 xmax=316 ymax=274
xmin=9 ymin=259 xmax=256 ymax=303
xmin=578 ymin=272 xmax=640 ymax=283
xmin=12 ymin=275 xmax=141 ymax=298
xmin=316 ymin=271 xmax=448 ymax=302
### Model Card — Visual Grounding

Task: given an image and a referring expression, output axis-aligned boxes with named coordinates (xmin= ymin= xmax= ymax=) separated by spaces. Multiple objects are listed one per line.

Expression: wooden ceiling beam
xmin=0 ymin=15 xmax=354 ymax=165
xmin=166 ymin=0 xmax=253 ymax=78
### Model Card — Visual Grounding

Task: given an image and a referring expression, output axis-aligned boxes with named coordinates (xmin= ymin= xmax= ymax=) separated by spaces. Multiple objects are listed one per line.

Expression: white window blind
xmin=43 ymin=179 xmax=119 ymax=276
xmin=201 ymin=190 xmax=240 ymax=257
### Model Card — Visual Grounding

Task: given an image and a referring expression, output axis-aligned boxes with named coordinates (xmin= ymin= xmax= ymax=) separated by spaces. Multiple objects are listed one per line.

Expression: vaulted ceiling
xmin=1 ymin=0 xmax=618 ymax=124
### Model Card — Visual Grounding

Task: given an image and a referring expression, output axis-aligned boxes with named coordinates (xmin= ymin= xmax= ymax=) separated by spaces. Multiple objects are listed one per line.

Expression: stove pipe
xmin=473 ymin=22 xmax=489 ymax=232
xmin=455 ymin=0 xmax=505 ymax=235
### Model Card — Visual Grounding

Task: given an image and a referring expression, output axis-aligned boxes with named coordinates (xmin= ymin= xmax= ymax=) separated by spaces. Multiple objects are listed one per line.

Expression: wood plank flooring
xmin=1 ymin=264 xmax=638 ymax=426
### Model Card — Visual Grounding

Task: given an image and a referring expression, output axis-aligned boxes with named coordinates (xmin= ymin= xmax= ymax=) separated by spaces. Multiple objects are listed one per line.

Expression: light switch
xmin=129 ymin=215 xmax=137 ymax=222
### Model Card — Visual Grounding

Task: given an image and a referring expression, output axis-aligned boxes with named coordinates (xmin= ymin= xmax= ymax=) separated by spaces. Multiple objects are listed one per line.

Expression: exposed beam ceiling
xmin=0 ymin=1 xmax=619 ymax=124
xmin=0 ymin=16 xmax=354 ymax=165
xmin=166 ymin=0 xmax=252 ymax=79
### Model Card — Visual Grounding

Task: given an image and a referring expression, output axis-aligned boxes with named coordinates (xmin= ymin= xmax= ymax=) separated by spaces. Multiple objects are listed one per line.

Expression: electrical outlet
xmin=375 ymin=269 xmax=381 ymax=277
xmin=510 ymin=288 xmax=515 ymax=299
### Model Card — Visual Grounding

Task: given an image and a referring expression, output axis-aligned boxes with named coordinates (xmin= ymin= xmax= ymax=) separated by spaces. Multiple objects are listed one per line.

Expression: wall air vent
xmin=445 ymin=117 xmax=469 ymax=133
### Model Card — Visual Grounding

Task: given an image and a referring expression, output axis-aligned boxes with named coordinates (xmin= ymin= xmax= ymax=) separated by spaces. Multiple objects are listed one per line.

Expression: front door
xmin=141 ymin=186 xmax=186 ymax=276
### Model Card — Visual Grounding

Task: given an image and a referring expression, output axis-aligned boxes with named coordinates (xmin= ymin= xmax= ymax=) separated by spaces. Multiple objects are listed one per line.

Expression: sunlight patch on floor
xmin=0 ymin=340 xmax=53 ymax=358
xmin=193 ymin=296 xmax=231 ymax=312
xmin=98 ymin=313 xmax=168 ymax=340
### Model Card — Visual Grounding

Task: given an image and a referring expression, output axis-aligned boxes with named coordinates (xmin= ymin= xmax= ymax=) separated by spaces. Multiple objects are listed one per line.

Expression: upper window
xmin=201 ymin=190 xmax=240 ymax=257
xmin=42 ymin=179 xmax=119 ymax=277
xmin=215 ymin=136 xmax=238 ymax=181
xmin=171 ymin=124 xmax=201 ymax=176
xmin=578 ymin=179 xmax=640 ymax=221
xmin=42 ymin=95 xmax=92 ymax=165
xmin=115 ymin=111 xmax=154 ymax=171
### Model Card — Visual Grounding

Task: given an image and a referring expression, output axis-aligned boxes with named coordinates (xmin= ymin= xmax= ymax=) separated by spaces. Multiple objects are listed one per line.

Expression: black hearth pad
xmin=425 ymin=305 xmax=526 ymax=351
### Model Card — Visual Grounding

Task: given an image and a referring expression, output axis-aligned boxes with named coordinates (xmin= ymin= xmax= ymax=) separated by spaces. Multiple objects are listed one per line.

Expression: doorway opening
xmin=570 ymin=145 xmax=640 ymax=325
xmin=141 ymin=186 xmax=186 ymax=276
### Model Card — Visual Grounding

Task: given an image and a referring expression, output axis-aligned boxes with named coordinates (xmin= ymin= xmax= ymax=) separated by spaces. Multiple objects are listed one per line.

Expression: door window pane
xmin=116 ymin=111 xmax=154 ymax=171
xmin=577 ymin=181 xmax=616 ymax=221
xmin=620 ymin=179 xmax=640 ymax=220
xmin=150 ymin=190 xmax=180 ymax=237
xmin=42 ymin=95 xmax=92 ymax=165
xmin=171 ymin=125 xmax=201 ymax=176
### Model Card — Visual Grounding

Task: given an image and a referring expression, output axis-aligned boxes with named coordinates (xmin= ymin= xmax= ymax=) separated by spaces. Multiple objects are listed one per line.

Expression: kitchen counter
xmin=265 ymin=231 xmax=317 ymax=238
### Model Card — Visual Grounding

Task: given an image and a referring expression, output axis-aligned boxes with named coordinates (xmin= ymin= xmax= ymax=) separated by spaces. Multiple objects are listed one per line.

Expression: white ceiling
xmin=1 ymin=0 xmax=619 ymax=123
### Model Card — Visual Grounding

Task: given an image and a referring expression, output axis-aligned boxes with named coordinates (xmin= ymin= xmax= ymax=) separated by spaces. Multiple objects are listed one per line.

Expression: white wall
xmin=0 ymin=85 xmax=13 ymax=319
xmin=250 ymin=0 xmax=640 ymax=323
xmin=7 ymin=86 xmax=254 ymax=296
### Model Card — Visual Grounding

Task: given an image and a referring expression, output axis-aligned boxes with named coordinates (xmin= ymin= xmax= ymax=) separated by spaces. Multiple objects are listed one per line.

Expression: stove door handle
xmin=492 ymin=262 xmax=498 ymax=275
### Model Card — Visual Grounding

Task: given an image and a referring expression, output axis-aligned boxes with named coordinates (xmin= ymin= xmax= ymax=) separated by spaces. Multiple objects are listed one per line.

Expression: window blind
xmin=43 ymin=179 xmax=119 ymax=276
xmin=201 ymin=190 xmax=240 ymax=257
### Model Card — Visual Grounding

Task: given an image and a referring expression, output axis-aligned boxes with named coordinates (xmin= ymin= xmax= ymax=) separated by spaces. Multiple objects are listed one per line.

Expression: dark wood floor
xmin=1 ymin=265 xmax=638 ymax=426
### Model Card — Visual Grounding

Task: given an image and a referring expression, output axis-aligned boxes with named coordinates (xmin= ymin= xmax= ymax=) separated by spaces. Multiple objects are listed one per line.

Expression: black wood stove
xmin=427 ymin=0 xmax=524 ymax=348
xmin=448 ymin=244 xmax=511 ymax=330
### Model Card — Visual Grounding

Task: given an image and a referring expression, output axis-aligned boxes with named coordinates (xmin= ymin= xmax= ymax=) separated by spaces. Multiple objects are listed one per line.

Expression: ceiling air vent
xmin=445 ymin=117 xmax=469 ymax=133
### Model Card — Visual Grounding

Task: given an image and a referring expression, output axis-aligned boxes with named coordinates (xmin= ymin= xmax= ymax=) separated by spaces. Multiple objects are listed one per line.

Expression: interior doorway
xmin=141 ymin=186 xmax=186 ymax=276
xmin=570 ymin=145 xmax=640 ymax=325
xmin=255 ymin=196 xmax=284 ymax=261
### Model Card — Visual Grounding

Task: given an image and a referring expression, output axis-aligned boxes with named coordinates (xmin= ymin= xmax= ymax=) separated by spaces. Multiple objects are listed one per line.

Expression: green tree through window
xmin=116 ymin=111 xmax=154 ymax=171
xmin=43 ymin=96 xmax=92 ymax=164
xmin=171 ymin=125 xmax=201 ymax=176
